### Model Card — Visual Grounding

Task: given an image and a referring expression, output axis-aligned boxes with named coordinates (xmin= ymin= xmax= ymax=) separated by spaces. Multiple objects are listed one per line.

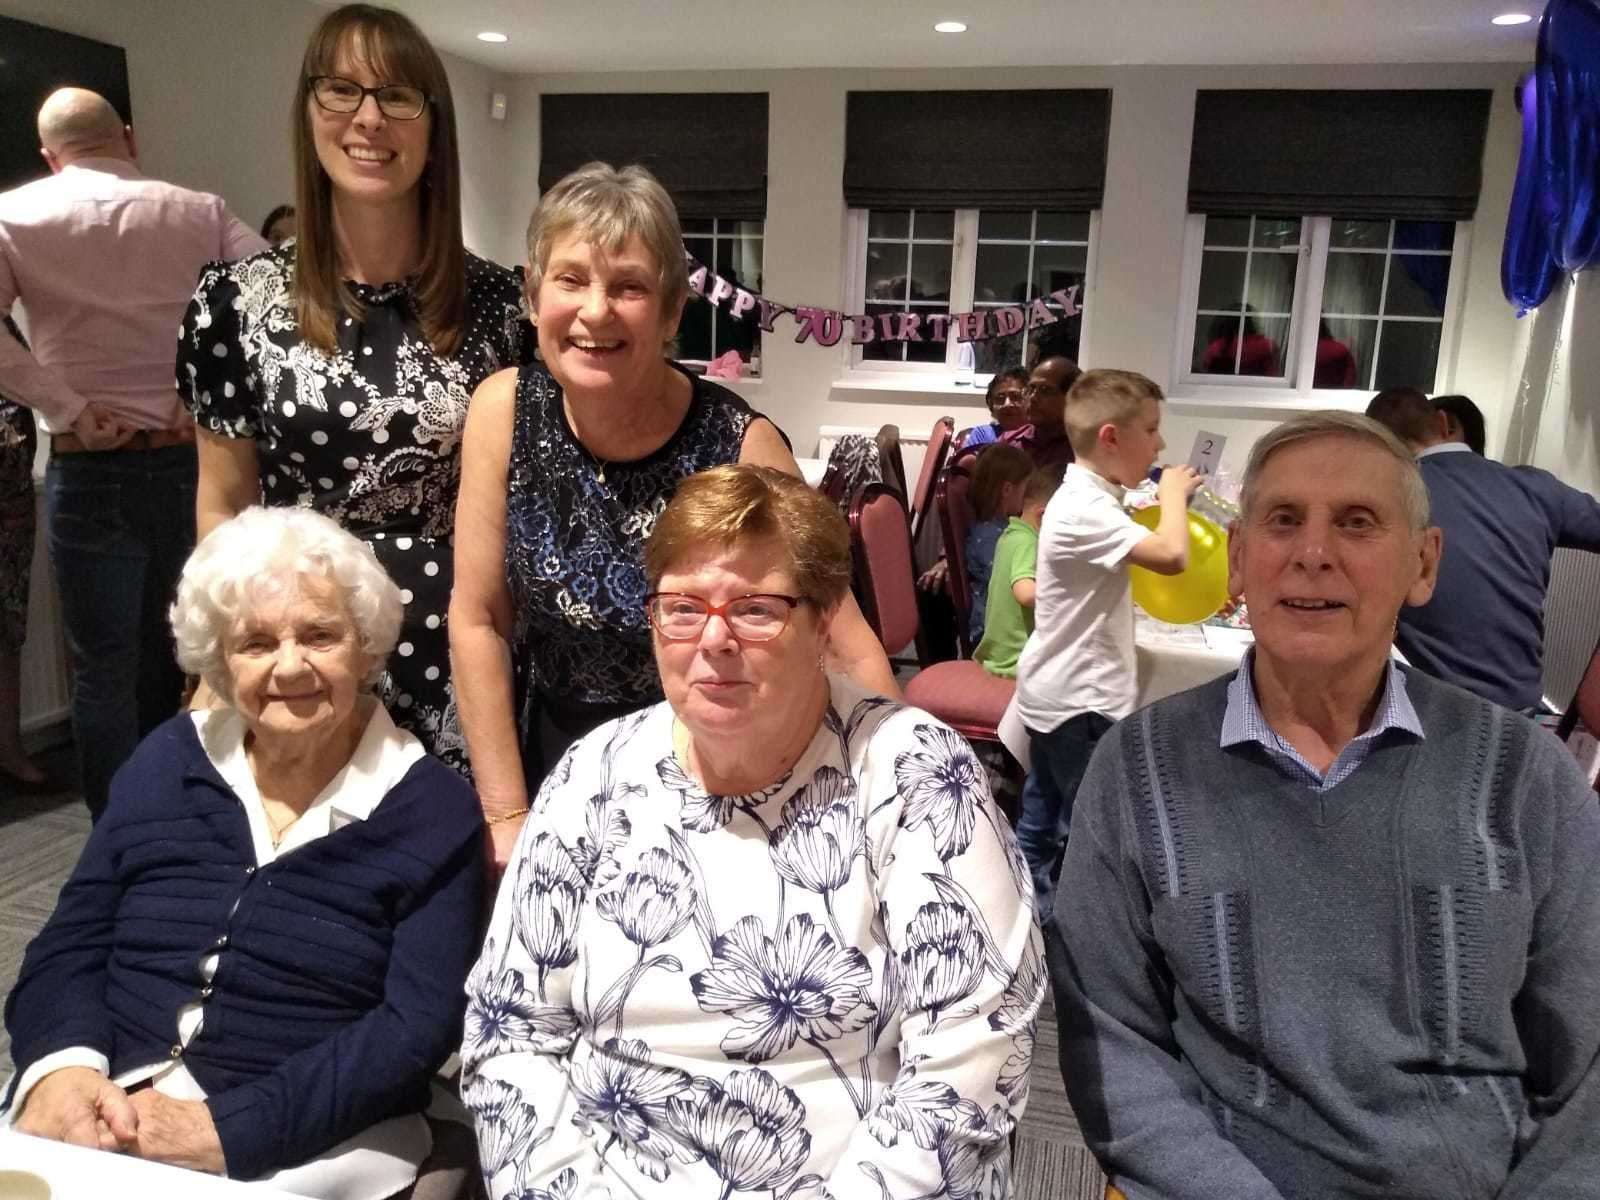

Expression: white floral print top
xmin=462 ymin=676 xmax=1042 ymax=1200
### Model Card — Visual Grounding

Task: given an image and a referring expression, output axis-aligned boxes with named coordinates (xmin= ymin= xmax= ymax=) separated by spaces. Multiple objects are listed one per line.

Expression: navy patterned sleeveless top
xmin=505 ymin=362 xmax=764 ymax=710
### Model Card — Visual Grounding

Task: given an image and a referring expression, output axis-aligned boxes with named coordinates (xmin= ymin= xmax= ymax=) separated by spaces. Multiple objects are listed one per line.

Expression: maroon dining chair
xmin=909 ymin=416 xmax=955 ymax=547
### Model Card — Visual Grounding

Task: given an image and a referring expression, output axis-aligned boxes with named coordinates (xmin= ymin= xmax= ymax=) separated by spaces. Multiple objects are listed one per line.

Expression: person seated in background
xmin=976 ymin=466 xmax=1063 ymax=680
xmin=1200 ymin=309 xmax=1279 ymax=376
xmin=1014 ymin=370 xmax=1200 ymax=934
xmin=462 ymin=464 xmax=1039 ymax=1200
xmin=258 ymin=203 xmax=295 ymax=247
xmin=1053 ymin=411 xmax=1600 ymax=1199
xmin=965 ymin=444 xmax=1034 ymax=648
xmin=1312 ymin=319 xmax=1357 ymax=388
xmin=999 ymin=354 xmax=1079 ymax=469
xmin=1367 ymin=386 xmax=1600 ymax=713
xmin=1432 ymin=392 xmax=1486 ymax=455
xmin=3 ymin=506 xmax=483 ymax=1199
xmin=956 ymin=367 xmax=1030 ymax=451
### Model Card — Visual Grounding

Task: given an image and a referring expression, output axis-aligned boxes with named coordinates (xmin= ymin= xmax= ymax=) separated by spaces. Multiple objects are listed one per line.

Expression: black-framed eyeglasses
xmin=309 ymin=75 xmax=430 ymax=120
xmin=990 ymin=389 xmax=1027 ymax=409
xmin=646 ymin=593 xmax=807 ymax=642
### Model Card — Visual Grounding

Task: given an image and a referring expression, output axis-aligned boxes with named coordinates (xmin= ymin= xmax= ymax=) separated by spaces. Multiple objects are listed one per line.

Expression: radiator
xmin=816 ymin=424 xmax=931 ymax=503
xmin=1543 ymin=548 xmax=1600 ymax=711
xmin=19 ymin=486 xmax=69 ymax=738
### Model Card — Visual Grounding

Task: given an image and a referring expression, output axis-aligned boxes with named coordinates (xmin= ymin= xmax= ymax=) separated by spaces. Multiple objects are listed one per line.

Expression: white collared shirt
xmin=1417 ymin=441 xmax=1474 ymax=458
xmin=5 ymin=701 xmax=433 ymax=1200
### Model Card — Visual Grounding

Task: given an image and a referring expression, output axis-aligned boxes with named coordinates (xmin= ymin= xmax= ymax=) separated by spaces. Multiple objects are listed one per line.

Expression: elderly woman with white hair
xmin=2 ymin=506 xmax=484 ymax=1199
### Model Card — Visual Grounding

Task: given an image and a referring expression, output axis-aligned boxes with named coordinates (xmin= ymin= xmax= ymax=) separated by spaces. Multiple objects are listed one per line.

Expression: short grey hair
xmin=526 ymin=161 xmax=690 ymax=330
xmin=1240 ymin=411 xmax=1430 ymax=531
xmin=170 ymin=507 xmax=402 ymax=702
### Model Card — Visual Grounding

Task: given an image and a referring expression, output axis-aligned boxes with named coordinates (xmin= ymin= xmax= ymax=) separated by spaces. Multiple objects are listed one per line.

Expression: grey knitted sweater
xmin=1051 ymin=668 xmax=1600 ymax=1200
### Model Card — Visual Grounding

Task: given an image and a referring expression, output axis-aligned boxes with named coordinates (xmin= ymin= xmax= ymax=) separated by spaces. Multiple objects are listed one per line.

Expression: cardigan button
xmin=201 ymin=986 xmax=214 ymax=1000
xmin=169 ymin=1044 xmax=182 ymax=1058
xmin=244 ymin=866 xmax=256 ymax=877
xmin=214 ymin=934 xmax=229 ymax=948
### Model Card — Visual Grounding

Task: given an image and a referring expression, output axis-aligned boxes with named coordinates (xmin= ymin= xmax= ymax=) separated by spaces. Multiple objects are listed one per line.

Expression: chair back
xmin=938 ymin=457 xmax=981 ymax=657
xmin=909 ymin=416 xmax=955 ymax=543
xmin=875 ymin=423 xmax=909 ymax=503
xmin=848 ymin=482 xmax=921 ymax=658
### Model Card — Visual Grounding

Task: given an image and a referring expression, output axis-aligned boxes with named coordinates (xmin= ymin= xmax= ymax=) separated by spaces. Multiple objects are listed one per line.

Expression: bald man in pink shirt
xmin=0 ymin=88 xmax=265 ymax=816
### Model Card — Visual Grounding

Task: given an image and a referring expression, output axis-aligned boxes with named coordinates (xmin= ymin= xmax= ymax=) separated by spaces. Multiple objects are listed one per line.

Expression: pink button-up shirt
xmin=0 ymin=157 xmax=266 ymax=432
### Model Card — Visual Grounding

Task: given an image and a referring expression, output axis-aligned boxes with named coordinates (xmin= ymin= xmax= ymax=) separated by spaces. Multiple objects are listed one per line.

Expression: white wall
xmin=509 ymin=61 xmax=1526 ymax=470
xmin=1 ymin=0 xmax=523 ymax=263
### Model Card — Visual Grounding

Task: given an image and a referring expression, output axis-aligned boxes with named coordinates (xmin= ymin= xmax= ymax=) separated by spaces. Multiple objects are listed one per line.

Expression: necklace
xmin=264 ymin=803 xmax=301 ymax=849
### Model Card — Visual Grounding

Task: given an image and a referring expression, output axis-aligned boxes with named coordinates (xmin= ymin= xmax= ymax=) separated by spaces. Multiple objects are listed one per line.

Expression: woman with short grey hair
xmin=4 ymin=505 xmax=483 ymax=1199
xmin=451 ymin=162 xmax=898 ymax=875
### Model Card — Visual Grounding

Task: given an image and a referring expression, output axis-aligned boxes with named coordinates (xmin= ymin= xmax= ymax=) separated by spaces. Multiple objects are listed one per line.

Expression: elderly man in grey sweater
xmin=1052 ymin=411 xmax=1600 ymax=1200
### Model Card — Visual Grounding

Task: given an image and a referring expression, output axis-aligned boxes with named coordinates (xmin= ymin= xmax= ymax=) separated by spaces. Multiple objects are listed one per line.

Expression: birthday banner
xmin=684 ymin=253 xmax=1081 ymax=347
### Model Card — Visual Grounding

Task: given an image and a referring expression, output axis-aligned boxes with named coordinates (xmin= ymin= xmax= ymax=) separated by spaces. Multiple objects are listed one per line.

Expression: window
xmin=680 ymin=219 xmax=764 ymax=371
xmin=1179 ymin=213 xmax=1466 ymax=395
xmin=847 ymin=207 xmax=1097 ymax=376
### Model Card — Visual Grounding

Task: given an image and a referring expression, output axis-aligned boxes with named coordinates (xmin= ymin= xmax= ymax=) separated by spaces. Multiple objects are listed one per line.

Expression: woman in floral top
xmin=462 ymin=465 xmax=1041 ymax=1200
xmin=176 ymin=5 xmax=529 ymax=771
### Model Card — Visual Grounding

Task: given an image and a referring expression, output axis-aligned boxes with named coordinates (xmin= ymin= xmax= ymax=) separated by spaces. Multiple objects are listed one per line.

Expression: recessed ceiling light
xmin=476 ymin=31 xmax=509 ymax=43
xmin=1491 ymin=12 xmax=1533 ymax=24
xmin=934 ymin=21 xmax=968 ymax=34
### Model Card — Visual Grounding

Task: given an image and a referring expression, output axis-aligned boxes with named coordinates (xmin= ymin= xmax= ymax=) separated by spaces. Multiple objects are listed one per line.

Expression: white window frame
xmin=841 ymin=208 xmax=1100 ymax=389
xmin=679 ymin=218 xmax=765 ymax=378
xmin=1172 ymin=214 xmax=1471 ymax=404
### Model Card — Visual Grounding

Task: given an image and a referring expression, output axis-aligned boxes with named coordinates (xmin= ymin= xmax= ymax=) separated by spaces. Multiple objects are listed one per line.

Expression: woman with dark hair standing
xmin=259 ymin=203 xmax=296 ymax=247
xmin=177 ymin=3 xmax=531 ymax=770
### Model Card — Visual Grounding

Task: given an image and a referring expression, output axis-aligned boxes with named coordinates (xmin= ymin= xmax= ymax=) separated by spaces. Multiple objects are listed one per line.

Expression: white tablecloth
xmin=998 ymin=619 xmax=1253 ymax=770
xmin=0 ymin=1129 xmax=316 ymax=1200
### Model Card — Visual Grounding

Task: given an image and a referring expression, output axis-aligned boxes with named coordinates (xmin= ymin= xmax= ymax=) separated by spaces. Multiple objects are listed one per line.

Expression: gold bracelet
xmin=485 ymin=806 xmax=530 ymax=826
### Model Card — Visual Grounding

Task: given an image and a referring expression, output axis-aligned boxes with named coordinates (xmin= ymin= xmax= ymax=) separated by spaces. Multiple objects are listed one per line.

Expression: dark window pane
xmin=911 ymin=210 xmax=954 ymax=240
xmin=680 ymin=218 xmax=714 ymax=235
xmin=1245 ymin=251 xmax=1298 ymax=317
xmin=1321 ymin=251 xmax=1385 ymax=316
xmin=1198 ymin=251 xmax=1247 ymax=312
xmin=909 ymin=242 xmax=952 ymax=303
xmin=713 ymin=306 xmax=757 ymax=361
xmin=1194 ymin=313 xmax=1287 ymax=377
xmin=684 ymin=237 xmax=713 ymax=269
xmin=974 ymin=242 xmax=1030 ymax=304
xmin=866 ymin=244 xmax=910 ymax=302
xmin=868 ymin=210 xmax=909 ymax=239
xmin=978 ymin=211 xmax=1032 ymax=240
xmin=1204 ymin=216 xmax=1252 ymax=247
xmin=1330 ymin=219 xmax=1390 ymax=249
xmin=1030 ymin=311 xmax=1082 ymax=365
xmin=905 ymin=338 xmax=947 ymax=363
xmin=1311 ymin=316 xmax=1371 ymax=389
xmin=715 ymin=235 xmax=763 ymax=294
xmin=1385 ymin=255 xmax=1448 ymax=319
xmin=1194 ymin=313 xmax=1242 ymax=373
xmin=1253 ymin=218 xmax=1302 ymax=249
xmin=1374 ymin=321 xmax=1443 ymax=391
xmin=1032 ymin=244 xmax=1087 ymax=302
xmin=677 ymin=296 xmax=713 ymax=362
xmin=862 ymin=303 xmax=906 ymax=361
xmin=972 ymin=310 xmax=1026 ymax=373
xmin=1036 ymin=211 xmax=1090 ymax=242
xmin=1394 ymin=221 xmax=1453 ymax=252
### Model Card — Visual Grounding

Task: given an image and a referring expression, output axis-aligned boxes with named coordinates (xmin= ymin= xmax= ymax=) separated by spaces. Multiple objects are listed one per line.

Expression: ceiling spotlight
xmin=934 ymin=21 xmax=968 ymax=33
xmin=1491 ymin=12 xmax=1533 ymax=24
xmin=476 ymin=31 xmax=510 ymax=43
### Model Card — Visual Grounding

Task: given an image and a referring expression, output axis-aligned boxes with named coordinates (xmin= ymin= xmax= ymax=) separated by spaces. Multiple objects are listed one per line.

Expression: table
xmin=998 ymin=618 xmax=1253 ymax=770
xmin=0 ymin=1129 xmax=315 ymax=1200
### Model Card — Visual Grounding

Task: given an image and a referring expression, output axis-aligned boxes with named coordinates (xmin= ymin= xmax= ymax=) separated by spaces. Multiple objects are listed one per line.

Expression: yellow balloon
xmin=1127 ymin=506 xmax=1231 ymax=624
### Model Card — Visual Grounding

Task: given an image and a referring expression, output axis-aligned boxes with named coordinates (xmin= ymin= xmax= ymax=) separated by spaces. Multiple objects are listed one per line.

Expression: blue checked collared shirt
xmin=1220 ymin=648 xmax=1425 ymax=791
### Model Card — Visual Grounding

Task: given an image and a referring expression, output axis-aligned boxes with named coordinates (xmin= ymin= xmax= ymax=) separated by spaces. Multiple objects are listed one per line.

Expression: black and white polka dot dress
xmin=177 ymin=244 xmax=532 ymax=774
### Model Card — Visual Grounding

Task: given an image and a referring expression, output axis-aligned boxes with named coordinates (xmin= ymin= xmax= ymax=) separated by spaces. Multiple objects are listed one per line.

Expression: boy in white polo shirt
xmin=1014 ymin=369 xmax=1200 ymax=930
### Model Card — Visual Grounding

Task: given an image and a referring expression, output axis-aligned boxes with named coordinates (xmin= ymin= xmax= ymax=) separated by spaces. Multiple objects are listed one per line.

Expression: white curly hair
xmin=169 ymin=506 xmax=402 ymax=702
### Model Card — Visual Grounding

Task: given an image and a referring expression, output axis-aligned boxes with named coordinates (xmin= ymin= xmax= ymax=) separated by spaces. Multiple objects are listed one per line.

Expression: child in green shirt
xmin=975 ymin=465 xmax=1065 ymax=677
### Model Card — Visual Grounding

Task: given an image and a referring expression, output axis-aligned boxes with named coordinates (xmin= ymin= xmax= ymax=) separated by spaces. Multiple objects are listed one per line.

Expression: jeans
xmin=1017 ymin=711 xmax=1113 ymax=931
xmin=45 ymin=444 xmax=196 ymax=819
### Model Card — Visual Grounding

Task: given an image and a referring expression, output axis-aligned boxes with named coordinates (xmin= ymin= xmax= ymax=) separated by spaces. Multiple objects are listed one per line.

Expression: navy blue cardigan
xmin=3 ymin=714 xmax=484 ymax=1180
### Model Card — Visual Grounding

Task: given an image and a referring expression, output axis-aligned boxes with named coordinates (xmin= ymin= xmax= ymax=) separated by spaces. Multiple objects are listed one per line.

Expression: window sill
xmin=1164 ymin=387 xmax=1375 ymax=421
xmin=832 ymin=372 xmax=993 ymax=397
